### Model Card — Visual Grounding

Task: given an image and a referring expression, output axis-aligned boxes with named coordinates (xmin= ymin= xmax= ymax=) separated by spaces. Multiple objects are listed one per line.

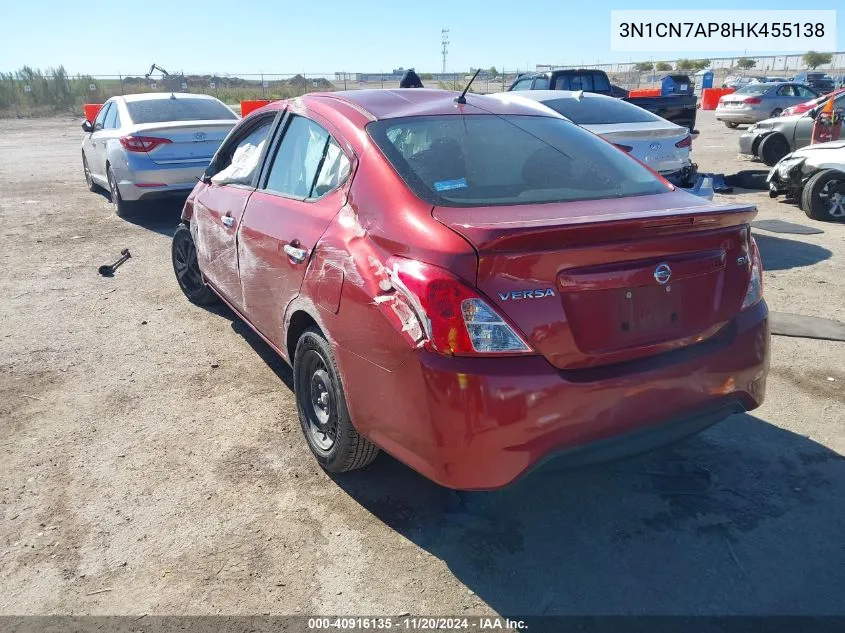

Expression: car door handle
xmin=221 ymin=214 xmax=234 ymax=228
xmin=283 ymin=244 xmax=308 ymax=263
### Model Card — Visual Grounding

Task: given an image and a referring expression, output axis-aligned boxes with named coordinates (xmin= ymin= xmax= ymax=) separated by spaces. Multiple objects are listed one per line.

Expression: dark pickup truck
xmin=509 ymin=69 xmax=697 ymax=131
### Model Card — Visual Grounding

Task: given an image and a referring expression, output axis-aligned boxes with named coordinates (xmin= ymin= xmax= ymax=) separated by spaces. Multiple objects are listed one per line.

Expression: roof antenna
xmin=454 ymin=68 xmax=481 ymax=104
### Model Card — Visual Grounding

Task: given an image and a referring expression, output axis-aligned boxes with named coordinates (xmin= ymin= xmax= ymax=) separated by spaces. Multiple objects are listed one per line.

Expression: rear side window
xmin=126 ymin=98 xmax=237 ymax=124
xmin=264 ymin=116 xmax=350 ymax=199
xmin=542 ymin=97 xmax=661 ymax=124
xmin=368 ymin=115 xmax=667 ymax=207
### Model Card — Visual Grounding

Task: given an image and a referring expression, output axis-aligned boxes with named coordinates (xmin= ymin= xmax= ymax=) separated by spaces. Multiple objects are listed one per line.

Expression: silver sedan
xmin=81 ymin=93 xmax=239 ymax=216
xmin=715 ymin=83 xmax=819 ymax=128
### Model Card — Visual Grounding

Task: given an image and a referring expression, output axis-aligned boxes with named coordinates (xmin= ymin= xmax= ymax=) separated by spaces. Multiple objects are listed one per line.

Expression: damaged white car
xmin=767 ymin=140 xmax=845 ymax=222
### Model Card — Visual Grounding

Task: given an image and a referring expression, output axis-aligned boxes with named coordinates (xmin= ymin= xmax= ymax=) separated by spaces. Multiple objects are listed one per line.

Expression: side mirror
xmin=81 ymin=120 xmax=93 ymax=132
xmin=808 ymin=108 xmax=818 ymax=120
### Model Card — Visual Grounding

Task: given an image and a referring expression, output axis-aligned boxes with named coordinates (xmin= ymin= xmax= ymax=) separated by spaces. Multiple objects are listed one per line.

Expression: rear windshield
xmin=553 ymin=73 xmax=611 ymax=92
xmin=541 ymin=97 xmax=661 ymax=124
xmin=367 ymin=115 xmax=668 ymax=207
xmin=734 ymin=84 xmax=772 ymax=95
xmin=126 ymin=98 xmax=237 ymax=124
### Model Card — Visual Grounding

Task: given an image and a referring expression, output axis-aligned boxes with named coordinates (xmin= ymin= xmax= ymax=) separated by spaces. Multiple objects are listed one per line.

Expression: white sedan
xmin=486 ymin=90 xmax=696 ymax=187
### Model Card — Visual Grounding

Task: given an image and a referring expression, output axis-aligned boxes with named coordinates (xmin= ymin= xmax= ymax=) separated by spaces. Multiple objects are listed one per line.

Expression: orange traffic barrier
xmin=628 ymin=88 xmax=661 ymax=98
xmin=240 ymin=100 xmax=272 ymax=117
xmin=700 ymin=88 xmax=735 ymax=110
xmin=83 ymin=103 xmax=102 ymax=122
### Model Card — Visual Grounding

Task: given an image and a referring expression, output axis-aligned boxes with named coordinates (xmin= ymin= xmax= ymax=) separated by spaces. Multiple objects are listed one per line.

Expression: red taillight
xmin=614 ymin=143 xmax=634 ymax=152
xmin=379 ymin=258 xmax=533 ymax=356
xmin=119 ymin=136 xmax=172 ymax=152
xmin=675 ymin=134 xmax=692 ymax=149
xmin=743 ymin=97 xmax=762 ymax=105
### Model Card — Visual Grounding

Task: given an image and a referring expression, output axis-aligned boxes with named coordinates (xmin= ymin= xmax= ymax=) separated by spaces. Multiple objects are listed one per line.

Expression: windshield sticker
xmin=434 ymin=178 xmax=467 ymax=192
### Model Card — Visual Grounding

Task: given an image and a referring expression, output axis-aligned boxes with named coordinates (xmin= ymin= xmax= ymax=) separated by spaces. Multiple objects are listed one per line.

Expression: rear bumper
xmin=338 ymin=301 xmax=769 ymax=490
xmin=716 ymin=109 xmax=762 ymax=124
xmin=113 ymin=154 xmax=207 ymax=201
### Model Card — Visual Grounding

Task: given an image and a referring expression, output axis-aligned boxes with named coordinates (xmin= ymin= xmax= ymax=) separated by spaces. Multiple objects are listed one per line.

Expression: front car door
xmin=192 ymin=113 xmax=278 ymax=310
xmin=237 ymin=112 xmax=354 ymax=349
xmin=84 ymin=102 xmax=112 ymax=183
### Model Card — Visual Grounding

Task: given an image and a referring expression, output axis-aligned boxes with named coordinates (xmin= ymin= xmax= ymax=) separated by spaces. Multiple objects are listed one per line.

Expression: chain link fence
xmin=0 ymin=69 xmax=537 ymax=118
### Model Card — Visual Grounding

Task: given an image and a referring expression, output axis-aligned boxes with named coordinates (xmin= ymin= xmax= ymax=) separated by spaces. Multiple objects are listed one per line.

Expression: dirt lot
xmin=1 ymin=111 xmax=844 ymax=617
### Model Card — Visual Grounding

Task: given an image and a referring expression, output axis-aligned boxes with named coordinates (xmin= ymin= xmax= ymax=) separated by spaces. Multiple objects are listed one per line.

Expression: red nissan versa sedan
xmin=171 ymin=89 xmax=769 ymax=490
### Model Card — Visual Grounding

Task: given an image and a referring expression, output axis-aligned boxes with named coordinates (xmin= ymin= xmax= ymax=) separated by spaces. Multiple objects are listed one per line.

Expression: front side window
xmin=104 ymin=104 xmax=119 ymax=129
xmin=368 ymin=114 xmax=668 ymax=207
xmin=511 ymin=78 xmax=533 ymax=91
xmin=211 ymin=119 xmax=273 ymax=186
xmin=93 ymin=103 xmax=111 ymax=130
xmin=533 ymin=77 xmax=550 ymax=90
xmin=263 ymin=116 xmax=350 ymax=199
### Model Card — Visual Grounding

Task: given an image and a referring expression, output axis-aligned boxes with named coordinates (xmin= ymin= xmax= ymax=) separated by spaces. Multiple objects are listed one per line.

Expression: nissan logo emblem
xmin=654 ymin=263 xmax=672 ymax=285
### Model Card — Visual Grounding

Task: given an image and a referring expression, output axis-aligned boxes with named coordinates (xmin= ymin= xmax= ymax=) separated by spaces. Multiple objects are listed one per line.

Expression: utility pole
xmin=441 ymin=29 xmax=450 ymax=74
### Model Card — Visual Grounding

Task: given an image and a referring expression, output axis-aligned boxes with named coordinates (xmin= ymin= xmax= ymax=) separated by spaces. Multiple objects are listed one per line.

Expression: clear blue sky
xmin=1 ymin=0 xmax=841 ymax=75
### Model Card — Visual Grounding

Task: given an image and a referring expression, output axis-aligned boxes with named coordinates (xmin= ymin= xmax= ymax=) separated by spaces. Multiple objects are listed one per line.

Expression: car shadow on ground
xmin=206 ymin=296 xmax=845 ymax=615
xmin=94 ymin=189 xmax=185 ymax=238
xmin=332 ymin=415 xmax=845 ymax=616
xmin=753 ymin=233 xmax=832 ymax=271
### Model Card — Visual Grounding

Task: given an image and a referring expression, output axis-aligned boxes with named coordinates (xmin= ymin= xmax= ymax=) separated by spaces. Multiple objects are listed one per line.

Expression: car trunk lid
xmin=433 ymin=191 xmax=757 ymax=369
xmin=129 ymin=120 xmax=235 ymax=164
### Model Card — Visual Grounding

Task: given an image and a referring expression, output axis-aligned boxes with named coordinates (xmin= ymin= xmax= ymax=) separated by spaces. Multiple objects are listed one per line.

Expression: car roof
xmin=490 ymin=90 xmax=615 ymax=103
xmin=317 ymin=89 xmax=563 ymax=121
xmin=120 ymin=92 xmax=221 ymax=103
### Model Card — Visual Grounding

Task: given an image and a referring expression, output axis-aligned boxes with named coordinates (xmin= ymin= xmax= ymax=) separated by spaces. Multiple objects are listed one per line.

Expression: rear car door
xmin=86 ymin=102 xmax=112 ymax=181
xmin=237 ymin=113 xmax=354 ymax=348
xmin=192 ymin=113 xmax=277 ymax=310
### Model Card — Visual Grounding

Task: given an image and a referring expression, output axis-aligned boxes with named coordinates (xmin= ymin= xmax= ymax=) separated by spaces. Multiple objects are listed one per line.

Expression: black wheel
xmin=801 ymin=170 xmax=845 ymax=222
xmin=171 ymin=224 xmax=219 ymax=304
xmin=770 ymin=108 xmax=783 ymax=118
xmin=82 ymin=153 xmax=98 ymax=192
xmin=724 ymin=121 xmax=739 ymax=129
xmin=107 ymin=166 xmax=133 ymax=218
xmin=294 ymin=327 xmax=378 ymax=473
xmin=757 ymin=133 xmax=790 ymax=167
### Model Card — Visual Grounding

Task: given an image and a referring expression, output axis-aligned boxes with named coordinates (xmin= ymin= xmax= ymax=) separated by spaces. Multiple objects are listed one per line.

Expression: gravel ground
xmin=1 ymin=110 xmax=844 ymax=617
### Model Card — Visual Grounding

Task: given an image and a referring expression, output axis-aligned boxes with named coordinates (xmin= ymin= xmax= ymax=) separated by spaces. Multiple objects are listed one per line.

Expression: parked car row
xmin=715 ymin=81 xmax=845 ymax=225
xmin=723 ymin=72 xmax=836 ymax=94
xmin=81 ymin=88 xmax=770 ymax=490
xmin=715 ymin=82 xmax=820 ymax=127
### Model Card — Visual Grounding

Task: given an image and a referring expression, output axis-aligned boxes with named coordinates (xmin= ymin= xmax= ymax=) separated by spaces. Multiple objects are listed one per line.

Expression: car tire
xmin=757 ymin=133 xmax=790 ymax=167
xmin=294 ymin=326 xmax=379 ymax=473
xmin=82 ymin=153 xmax=98 ymax=192
xmin=171 ymin=224 xmax=219 ymax=305
xmin=724 ymin=122 xmax=739 ymax=129
xmin=107 ymin=166 xmax=133 ymax=218
xmin=801 ymin=169 xmax=845 ymax=222
xmin=770 ymin=108 xmax=783 ymax=118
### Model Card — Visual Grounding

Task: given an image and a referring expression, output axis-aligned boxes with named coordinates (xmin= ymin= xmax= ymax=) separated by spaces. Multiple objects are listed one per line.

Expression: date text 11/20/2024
xmin=307 ymin=617 xmax=528 ymax=630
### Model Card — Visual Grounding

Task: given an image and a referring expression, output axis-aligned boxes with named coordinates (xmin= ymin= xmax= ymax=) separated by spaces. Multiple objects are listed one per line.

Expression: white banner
xmin=611 ymin=10 xmax=837 ymax=52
